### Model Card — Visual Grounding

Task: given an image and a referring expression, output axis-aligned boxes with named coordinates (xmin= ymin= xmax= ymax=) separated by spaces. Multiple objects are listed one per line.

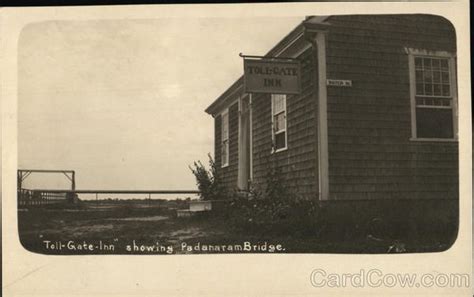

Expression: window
xmin=221 ymin=109 xmax=229 ymax=167
xmin=271 ymin=94 xmax=287 ymax=152
xmin=408 ymin=49 xmax=457 ymax=140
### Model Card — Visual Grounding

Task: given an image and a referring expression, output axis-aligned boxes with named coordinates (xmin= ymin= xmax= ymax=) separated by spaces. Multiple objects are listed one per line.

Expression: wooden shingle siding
xmin=214 ymin=102 xmax=239 ymax=191
xmin=251 ymin=49 xmax=319 ymax=199
xmin=326 ymin=15 xmax=458 ymax=201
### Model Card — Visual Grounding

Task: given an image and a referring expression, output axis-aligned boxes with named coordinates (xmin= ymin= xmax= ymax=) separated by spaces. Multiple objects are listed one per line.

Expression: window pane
xmin=221 ymin=113 xmax=228 ymax=140
xmin=433 ymin=71 xmax=441 ymax=83
xmin=440 ymin=59 xmax=449 ymax=70
xmin=423 ymin=71 xmax=433 ymax=83
xmin=432 ymin=59 xmax=441 ymax=69
xmin=433 ymin=84 xmax=441 ymax=96
xmin=274 ymin=113 xmax=286 ymax=132
xmin=415 ymin=57 xmax=423 ymax=69
xmin=423 ymin=58 xmax=432 ymax=69
xmin=416 ymin=83 xmax=424 ymax=95
xmin=222 ymin=124 xmax=228 ymax=137
xmin=221 ymin=140 xmax=228 ymax=164
xmin=415 ymin=70 xmax=423 ymax=82
xmin=416 ymin=108 xmax=453 ymax=138
xmin=424 ymin=84 xmax=433 ymax=95
xmin=442 ymin=84 xmax=451 ymax=96
xmin=275 ymin=132 xmax=286 ymax=150
xmin=273 ymin=94 xmax=286 ymax=114
xmin=441 ymin=71 xmax=450 ymax=83
xmin=416 ymin=97 xmax=425 ymax=105
xmin=433 ymin=98 xmax=442 ymax=106
xmin=442 ymin=99 xmax=451 ymax=107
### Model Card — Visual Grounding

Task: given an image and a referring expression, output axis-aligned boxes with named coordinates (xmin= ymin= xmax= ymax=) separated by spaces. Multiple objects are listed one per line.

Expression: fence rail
xmin=18 ymin=188 xmax=200 ymax=208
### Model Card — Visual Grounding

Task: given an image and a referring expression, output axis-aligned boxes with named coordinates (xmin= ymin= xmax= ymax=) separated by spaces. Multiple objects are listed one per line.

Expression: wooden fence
xmin=18 ymin=189 xmax=70 ymax=207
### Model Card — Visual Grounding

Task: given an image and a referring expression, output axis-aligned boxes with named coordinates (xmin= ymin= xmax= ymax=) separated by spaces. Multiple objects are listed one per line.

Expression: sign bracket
xmin=239 ymin=53 xmax=300 ymax=62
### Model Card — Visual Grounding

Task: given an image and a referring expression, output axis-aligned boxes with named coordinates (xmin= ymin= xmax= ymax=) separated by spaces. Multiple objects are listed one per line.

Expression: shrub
xmin=226 ymin=165 xmax=321 ymax=236
xmin=189 ymin=154 xmax=227 ymax=201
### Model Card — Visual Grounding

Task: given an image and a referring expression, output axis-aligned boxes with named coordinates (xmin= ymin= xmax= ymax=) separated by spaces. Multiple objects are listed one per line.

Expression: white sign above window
xmin=326 ymin=79 xmax=352 ymax=87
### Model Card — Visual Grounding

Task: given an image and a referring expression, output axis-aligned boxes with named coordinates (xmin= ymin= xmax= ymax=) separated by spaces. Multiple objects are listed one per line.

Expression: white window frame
xmin=221 ymin=108 xmax=229 ymax=168
xmin=271 ymin=94 xmax=288 ymax=153
xmin=406 ymin=48 xmax=458 ymax=142
xmin=237 ymin=94 xmax=253 ymax=188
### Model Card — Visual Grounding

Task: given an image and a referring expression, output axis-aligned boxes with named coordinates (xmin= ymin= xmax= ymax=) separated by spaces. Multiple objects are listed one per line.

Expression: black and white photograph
xmin=2 ymin=3 xmax=471 ymax=297
xmin=16 ymin=13 xmax=460 ymax=255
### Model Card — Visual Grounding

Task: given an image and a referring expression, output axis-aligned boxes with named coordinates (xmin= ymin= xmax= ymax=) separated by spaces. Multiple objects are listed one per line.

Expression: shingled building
xmin=205 ymin=15 xmax=458 ymax=206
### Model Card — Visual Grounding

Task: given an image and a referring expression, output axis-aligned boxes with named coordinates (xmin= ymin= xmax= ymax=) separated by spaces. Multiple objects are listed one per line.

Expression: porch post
xmin=308 ymin=31 xmax=329 ymax=201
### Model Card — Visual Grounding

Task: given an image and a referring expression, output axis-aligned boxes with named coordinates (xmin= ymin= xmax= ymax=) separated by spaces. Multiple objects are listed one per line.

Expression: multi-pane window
xmin=221 ymin=110 xmax=229 ymax=167
xmin=271 ymin=94 xmax=287 ymax=151
xmin=410 ymin=53 xmax=457 ymax=139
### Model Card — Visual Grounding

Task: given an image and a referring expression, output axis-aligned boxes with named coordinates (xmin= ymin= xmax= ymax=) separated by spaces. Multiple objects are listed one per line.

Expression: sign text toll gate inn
xmin=243 ymin=58 xmax=301 ymax=94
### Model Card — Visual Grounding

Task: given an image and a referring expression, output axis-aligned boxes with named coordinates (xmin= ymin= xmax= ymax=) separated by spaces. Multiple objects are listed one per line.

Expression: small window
xmin=408 ymin=50 xmax=457 ymax=140
xmin=221 ymin=109 xmax=229 ymax=167
xmin=271 ymin=94 xmax=287 ymax=152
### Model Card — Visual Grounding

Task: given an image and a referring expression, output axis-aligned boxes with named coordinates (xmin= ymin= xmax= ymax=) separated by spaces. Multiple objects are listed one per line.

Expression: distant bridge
xmin=17 ymin=169 xmax=199 ymax=207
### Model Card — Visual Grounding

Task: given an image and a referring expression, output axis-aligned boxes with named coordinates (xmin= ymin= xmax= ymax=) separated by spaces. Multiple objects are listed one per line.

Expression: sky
xmin=17 ymin=17 xmax=302 ymax=197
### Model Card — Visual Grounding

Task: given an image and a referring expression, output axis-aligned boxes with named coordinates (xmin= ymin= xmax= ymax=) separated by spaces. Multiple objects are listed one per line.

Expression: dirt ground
xmin=18 ymin=202 xmax=451 ymax=255
xmin=19 ymin=202 xmax=222 ymax=255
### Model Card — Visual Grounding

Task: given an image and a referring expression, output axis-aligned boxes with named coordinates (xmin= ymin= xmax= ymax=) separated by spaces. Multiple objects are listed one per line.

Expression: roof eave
xmin=205 ymin=76 xmax=244 ymax=116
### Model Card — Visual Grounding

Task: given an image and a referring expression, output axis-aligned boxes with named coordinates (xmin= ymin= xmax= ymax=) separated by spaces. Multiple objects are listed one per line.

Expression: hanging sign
xmin=243 ymin=58 xmax=301 ymax=94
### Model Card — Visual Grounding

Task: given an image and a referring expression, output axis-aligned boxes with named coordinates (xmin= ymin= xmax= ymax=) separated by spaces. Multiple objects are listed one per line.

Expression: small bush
xmin=225 ymin=165 xmax=321 ymax=236
xmin=189 ymin=154 xmax=227 ymax=201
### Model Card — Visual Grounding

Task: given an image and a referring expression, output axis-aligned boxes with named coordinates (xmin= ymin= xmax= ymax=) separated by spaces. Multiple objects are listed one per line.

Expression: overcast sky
xmin=18 ymin=17 xmax=302 ymax=195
